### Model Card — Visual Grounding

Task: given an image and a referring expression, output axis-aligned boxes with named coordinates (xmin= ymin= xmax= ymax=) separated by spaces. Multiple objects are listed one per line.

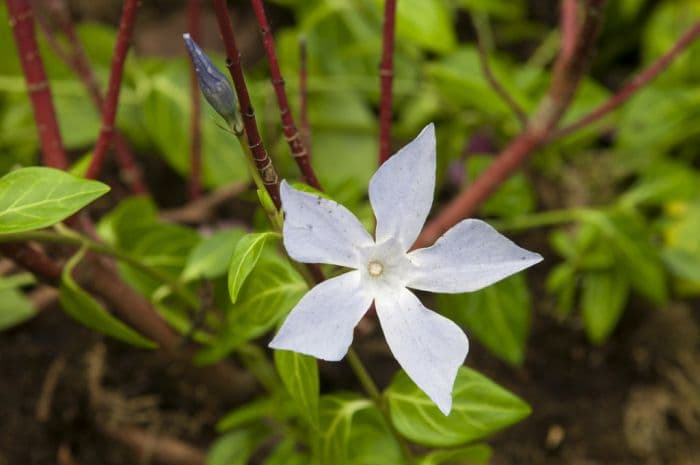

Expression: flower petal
xmin=376 ymin=287 xmax=468 ymax=415
xmin=406 ymin=219 xmax=543 ymax=293
xmin=369 ymin=123 xmax=436 ymax=251
xmin=281 ymin=180 xmax=374 ymax=268
xmin=269 ymin=270 xmax=372 ymax=361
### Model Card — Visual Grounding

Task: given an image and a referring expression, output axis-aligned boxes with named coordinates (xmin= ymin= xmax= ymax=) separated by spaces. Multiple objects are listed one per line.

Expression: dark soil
xmin=2 ymin=295 xmax=699 ymax=465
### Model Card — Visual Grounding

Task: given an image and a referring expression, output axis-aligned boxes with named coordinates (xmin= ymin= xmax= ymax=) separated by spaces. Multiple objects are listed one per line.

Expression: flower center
xmin=367 ymin=260 xmax=384 ymax=277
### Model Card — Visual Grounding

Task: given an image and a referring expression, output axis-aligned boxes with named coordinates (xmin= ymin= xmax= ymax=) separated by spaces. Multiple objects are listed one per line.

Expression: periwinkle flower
xmin=182 ymin=33 xmax=243 ymax=133
xmin=269 ymin=124 xmax=542 ymax=415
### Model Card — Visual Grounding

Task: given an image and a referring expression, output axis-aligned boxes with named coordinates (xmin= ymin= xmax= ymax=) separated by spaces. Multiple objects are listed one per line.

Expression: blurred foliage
xmin=1 ymin=0 xmax=700 ymax=463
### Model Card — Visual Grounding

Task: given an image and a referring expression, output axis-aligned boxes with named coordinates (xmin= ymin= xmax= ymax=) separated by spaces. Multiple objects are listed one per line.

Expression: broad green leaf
xmin=228 ymin=232 xmax=279 ymax=303
xmin=387 ymin=367 xmax=531 ymax=447
xmin=0 ymin=167 xmax=109 ymax=234
xmin=217 ymin=397 xmax=275 ymax=432
xmin=318 ymin=393 xmax=373 ymax=465
xmin=97 ymin=196 xmax=158 ymax=246
xmin=581 ymin=267 xmax=631 ymax=344
xmin=274 ymin=350 xmax=320 ymax=430
xmin=419 ymin=444 xmax=492 ymax=465
xmin=207 ymin=424 xmax=269 ymax=465
xmin=0 ymin=286 xmax=36 ymax=330
xmin=347 ymin=405 xmax=404 ymax=465
xmin=59 ymin=249 xmax=156 ymax=348
xmin=263 ymin=439 xmax=309 ymax=465
xmin=196 ymin=255 xmax=307 ymax=364
xmin=183 ymin=228 xmax=246 ymax=281
xmin=438 ymin=275 xmax=530 ymax=365
xmin=393 ymin=0 xmax=456 ymax=53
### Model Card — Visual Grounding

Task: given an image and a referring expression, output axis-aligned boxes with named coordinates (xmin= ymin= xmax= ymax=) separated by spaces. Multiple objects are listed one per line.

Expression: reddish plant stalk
xmin=85 ymin=0 xmax=140 ymax=181
xmin=40 ymin=0 xmax=147 ymax=193
xmin=378 ymin=0 xmax=397 ymax=165
xmin=251 ymin=0 xmax=321 ymax=190
xmin=188 ymin=0 xmax=204 ymax=200
xmin=7 ymin=0 xmax=68 ymax=169
xmin=553 ymin=19 xmax=700 ymax=140
xmin=299 ymin=37 xmax=312 ymax=160
xmin=213 ymin=0 xmax=281 ymax=207
xmin=560 ymin=0 xmax=579 ymax=64
xmin=416 ymin=0 xmax=608 ymax=248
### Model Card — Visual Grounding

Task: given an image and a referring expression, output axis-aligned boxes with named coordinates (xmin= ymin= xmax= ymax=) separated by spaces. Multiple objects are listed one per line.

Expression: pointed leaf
xmin=0 ymin=167 xmax=109 ymax=234
xmin=183 ymin=228 xmax=246 ymax=281
xmin=387 ymin=367 xmax=531 ymax=447
xmin=228 ymin=232 xmax=279 ymax=303
xmin=59 ymin=249 xmax=156 ymax=348
xmin=274 ymin=350 xmax=320 ymax=430
xmin=581 ymin=267 xmax=630 ymax=344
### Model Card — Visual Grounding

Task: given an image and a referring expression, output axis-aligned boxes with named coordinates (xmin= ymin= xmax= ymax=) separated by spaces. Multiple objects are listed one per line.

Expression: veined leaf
xmin=318 ymin=393 xmax=373 ymax=465
xmin=59 ymin=249 xmax=156 ymax=348
xmin=387 ymin=367 xmax=530 ymax=447
xmin=183 ymin=228 xmax=246 ymax=281
xmin=227 ymin=231 xmax=279 ymax=303
xmin=0 ymin=167 xmax=109 ymax=234
xmin=274 ymin=350 xmax=320 ymax=431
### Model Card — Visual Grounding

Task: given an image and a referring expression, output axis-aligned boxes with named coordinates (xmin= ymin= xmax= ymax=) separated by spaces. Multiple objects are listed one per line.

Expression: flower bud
xmin=183 ymin=33 xmax=243 ymax=133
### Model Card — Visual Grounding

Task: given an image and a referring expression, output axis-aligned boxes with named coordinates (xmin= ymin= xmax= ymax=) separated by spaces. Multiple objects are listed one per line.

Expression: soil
xmin=2 ymin=293 xmax=699 ymax=465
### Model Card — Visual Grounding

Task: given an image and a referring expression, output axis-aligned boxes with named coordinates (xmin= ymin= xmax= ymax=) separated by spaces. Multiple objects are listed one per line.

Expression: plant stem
xmin=378 ymin=0 xmax=397 ymax=165
xmin=472 ymin=12 xmax=527 ymax=127
xmin=552 ymin=19 xmax=700 ymax=140
xmin=37 ymin=0 xmax=147 ymax=194
xmin=347 ymin=348 xmax=415 ymax=464
xmin=212 ymin=0 xmax=281 ymax=208
xmin=416 ymin=0 xmax=608 ymax=248
xmin=188 ymin=0 xmax=203 ymax=200
xmin=7 ymin=0 xmax=68 ymax=169
xmin=0 ymin=229 xmax=198 ymax=309
xmin=251 ymin=0 xmax=321 ymax=190
xmin=85 ymin=0 xmax=140 ymax=181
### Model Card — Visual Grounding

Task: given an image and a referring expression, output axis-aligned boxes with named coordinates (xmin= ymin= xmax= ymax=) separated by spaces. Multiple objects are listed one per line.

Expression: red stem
xmin=212 ymin=0 xmax=281 ymax=208
xmin=416 ymin=0 xmax=607 ymax=248
xmin=85 ymin=0 xmax=140 ymax=181
xmin=378 ymin=0 xmax=397 ymax=165
xmin=40 ymin=0 xmax=147 ymax=194
xmin=7 ymin=0 xmax=68 ymax=169
xmin=299 ymin=37 xmax=312 ymax=160
xmin=560 ymin=0 xmax=579 ymax=64
xmin=250 ymin=0 xmax=321 ymax=190
xmin=553 ymin=19 xmax=700 ymax=140
xmin=188 ymin=0 xmax=204 ymax=200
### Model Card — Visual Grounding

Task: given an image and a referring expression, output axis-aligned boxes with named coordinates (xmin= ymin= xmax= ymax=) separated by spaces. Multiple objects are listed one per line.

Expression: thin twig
xmin=251 ymin=0 xmax=321 ymax=189
xmin=299 ymin=36 xmax=312 ymax=160
xmin=212 ymin=0 xmax=281 ymax=207
xmin=160 ymin=181 xmax=249 ymax=223
xmin=472 ymin=13 xmax=528 ymax=127
xmin=188 ymin=0 xmax=204 ymax=200
xmin=416 ymin=0 xmax=608 ymax=248
xmin=85 ymin=0 xmax=140 ymax=181
xmin=378 ymin=0 xmax=397 ymax=165
xmin=7 ymin=0 xmax=68 ymax=169
xmin=38 ymin=0 xmax=147 ymax=193
xmin=553 ymin=19 xmax=700 ymax=140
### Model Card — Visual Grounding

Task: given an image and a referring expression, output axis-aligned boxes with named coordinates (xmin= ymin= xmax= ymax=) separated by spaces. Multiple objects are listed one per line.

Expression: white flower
xmin=269 ymin=123 xmax=542 ymax=415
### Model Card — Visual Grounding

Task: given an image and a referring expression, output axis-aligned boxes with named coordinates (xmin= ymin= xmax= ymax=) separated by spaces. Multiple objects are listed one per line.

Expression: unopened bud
xmin=183 ymin=33 xmax=243 ymax=133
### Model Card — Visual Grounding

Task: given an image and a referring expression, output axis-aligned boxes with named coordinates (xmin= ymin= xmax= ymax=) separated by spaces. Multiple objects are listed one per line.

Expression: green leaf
xmin=263 ymin=439 xmax=309 ymax=465
xmin=58 ymin=249 xmax=156 ymax=348
xmin=274 ymin=350 xmax=320 ymax=430
xmin=207 ymin=424 xmax=269 ymax=465
xmin=467 ymin=155 xmax=535 ymax=217
xmin=196 ymin=255 xmax=307 ymax=364
xmin=437 ymin=275 xmax=530 ymax=365
xmin=0 ymin=167 xmax=109 ymax=234
xmin=0 ymin=286 xmax=36 ymax=330
xmin=97 ymin=196 xmax=158 ymax=246
xmin=318 ymin=394 xmax=374 ymax=465
xmin=419 ymin=444 xmax=492 ymax=465
xmin=393 ymin=0 xmax=456 ymax=53
xmin=183 ymin=229 xmax=246 ymax=281
xmin=387 ymin=367 xmax=531 ymax=447
xmin=217 ymin=397 xmax=275 ymax=432
xmin=581 ymin=267 xmax=631 ymax=344
xmin=228 ymin=232 xmax=279 ymax=304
